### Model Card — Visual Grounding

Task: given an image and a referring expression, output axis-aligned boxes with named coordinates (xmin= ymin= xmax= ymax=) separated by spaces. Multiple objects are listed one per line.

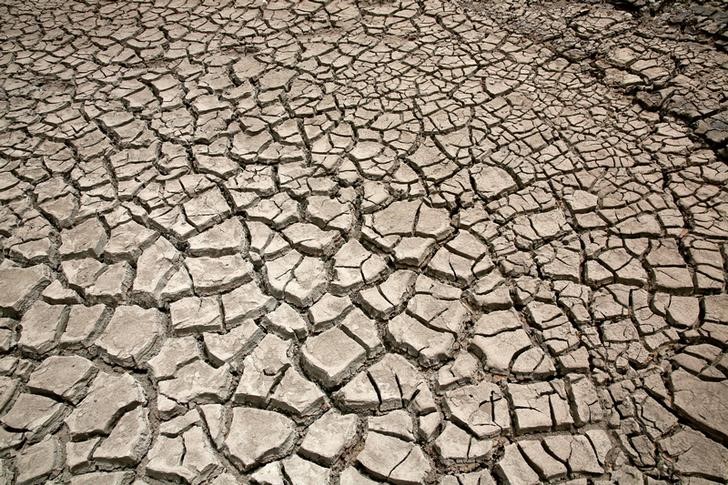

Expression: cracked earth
xmin=0 ymin=0 xmax=727 ymax=483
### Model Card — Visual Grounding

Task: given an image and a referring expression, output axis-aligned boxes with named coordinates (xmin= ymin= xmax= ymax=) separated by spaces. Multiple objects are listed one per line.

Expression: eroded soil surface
xmin=0 ymin=0 xmax=727 ymax=483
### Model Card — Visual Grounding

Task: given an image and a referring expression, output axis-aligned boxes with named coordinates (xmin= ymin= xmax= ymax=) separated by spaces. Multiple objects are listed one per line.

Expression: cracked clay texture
xmin=0 ymin=0 xmax=727 ymax=483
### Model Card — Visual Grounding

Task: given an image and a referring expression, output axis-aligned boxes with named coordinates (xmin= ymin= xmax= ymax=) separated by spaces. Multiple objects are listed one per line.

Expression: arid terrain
xmin=0 ymin=0 xmax=726 ymax=483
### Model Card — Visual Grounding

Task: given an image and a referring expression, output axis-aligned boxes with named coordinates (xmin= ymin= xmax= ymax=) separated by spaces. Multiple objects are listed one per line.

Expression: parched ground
xmin=0 ymin=0 xmax=727 ymax=483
